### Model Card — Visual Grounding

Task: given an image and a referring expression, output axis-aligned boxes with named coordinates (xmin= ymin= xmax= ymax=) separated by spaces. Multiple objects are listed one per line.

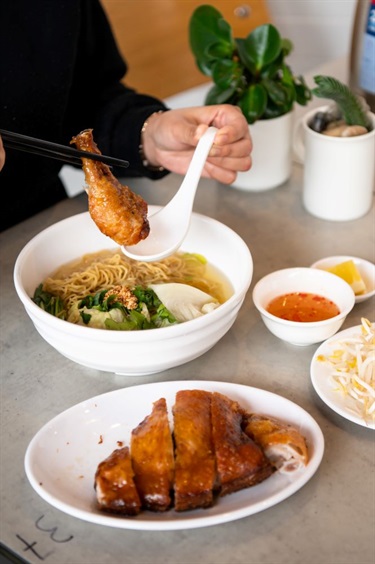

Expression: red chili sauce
xmin=266 ymin=292 xmax=340 ymax=322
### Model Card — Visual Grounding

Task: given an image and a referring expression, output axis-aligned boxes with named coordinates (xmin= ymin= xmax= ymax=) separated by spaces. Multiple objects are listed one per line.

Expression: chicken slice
xmin=173 ymin=390 xmax=217 ymax=511
xmin=71 ymin=129 xmax=149 ymax=246
xmin=94 ymin=447 xmax=142 ymax=515
xmin=242 ymin=413 xmax=309 ymax=473
xmin=211 ymin=392 xmax=273 ymax=496
xmin=130 ymin=398 xmax=175 ymax=512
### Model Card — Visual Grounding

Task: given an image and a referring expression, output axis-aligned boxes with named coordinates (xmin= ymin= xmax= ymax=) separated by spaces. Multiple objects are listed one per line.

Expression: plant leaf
xmin=189 ymin=5 xmax=233 ymax=71
xmin=294 ymin=76 xmax=312 ymax=105
xmin=238 ymin=84 xmax=268 ymax=124
xmin=205 ymin=83 xmax=237 ymax=105
xmin=212 ymin=58 xmax=243 ymax=89
xmin=281 ymin=38 xmax=293 ymax=57
xmin=263 ymin=78 xmax=294 ymax=108
xmin=235 ymin=37 xmax=257 ymax=76
xmin=243 ymin=24 xmax=282 ymax=72
xmin=207 ymin=41 xmax=233 ymax=60
xmin=312 ymin=75 xmax=371 ymax=129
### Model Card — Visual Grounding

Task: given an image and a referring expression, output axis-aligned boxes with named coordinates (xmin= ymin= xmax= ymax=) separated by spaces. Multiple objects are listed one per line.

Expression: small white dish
xmin=24 ymin=380 xmax=324 ymax=531
xmin=252 ymin=267 xmax=355 ymax=346
xmin=310 ymin=255 xmax=375 ymax=304
xmin=311 ymin=325 xmax=375 ymax=429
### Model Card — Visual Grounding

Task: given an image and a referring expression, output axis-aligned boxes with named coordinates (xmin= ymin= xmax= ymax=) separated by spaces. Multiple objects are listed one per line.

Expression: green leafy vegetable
xmin=80 ymin=311 xmax=92 ymax=325
xmin=132 ymin=286 xmax=177 ymax=328
xmin=32 ymin=284 xmax=66 ymax=320
xmin=312 ymin=75 xmax=372 ymax=130
xmin=105 ymin=310 xmax=153 ymax=331
xmin=79 ymin=286 xmax=178 ymax=330
xmin=33 ymin=284 xmax=179 ymax=331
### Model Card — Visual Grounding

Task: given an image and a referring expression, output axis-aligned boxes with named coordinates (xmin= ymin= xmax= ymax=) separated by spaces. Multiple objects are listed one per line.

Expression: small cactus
xmin=312 ymin=75 xmax=372 ymax=131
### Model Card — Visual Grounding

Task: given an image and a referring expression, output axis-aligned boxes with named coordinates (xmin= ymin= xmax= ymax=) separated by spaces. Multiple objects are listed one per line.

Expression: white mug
xmin=294 ymin=105 xmax=375 ymax=221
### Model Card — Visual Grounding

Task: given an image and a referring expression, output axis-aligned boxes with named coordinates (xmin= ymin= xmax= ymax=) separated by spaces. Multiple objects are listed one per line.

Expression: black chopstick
xmin=0 ymin=129 xmax=129 ymax=169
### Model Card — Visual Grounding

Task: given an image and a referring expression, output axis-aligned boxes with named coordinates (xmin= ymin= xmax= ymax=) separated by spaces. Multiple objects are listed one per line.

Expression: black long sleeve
xmin=0 ymin=0 xmax=168 ymax=230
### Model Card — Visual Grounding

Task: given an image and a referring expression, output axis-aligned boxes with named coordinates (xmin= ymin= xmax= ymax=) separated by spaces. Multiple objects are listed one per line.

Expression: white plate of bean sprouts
xmin=311 ymin=318 xmax=375 ymax=429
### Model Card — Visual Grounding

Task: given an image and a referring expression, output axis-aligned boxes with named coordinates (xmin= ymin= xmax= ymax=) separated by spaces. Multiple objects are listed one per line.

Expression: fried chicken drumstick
xmin=71 ymin=129 xmax=150 ymax=246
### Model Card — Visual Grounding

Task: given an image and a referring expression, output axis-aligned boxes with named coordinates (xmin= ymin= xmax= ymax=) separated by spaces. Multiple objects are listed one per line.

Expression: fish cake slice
xmin=94 ymin=447 xmax=141 ymax=515
xmin=131 ymin=398 xmax=174 ymax=511
xmin=173 ymin=389 xmax=217 ymax=511
xmin=211 ymin=392 xmax=273 ymax=496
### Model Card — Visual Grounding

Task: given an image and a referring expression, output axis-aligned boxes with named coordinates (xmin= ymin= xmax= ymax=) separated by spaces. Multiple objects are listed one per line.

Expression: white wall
xmin=267 ymin=0 xmax=357 ymax=74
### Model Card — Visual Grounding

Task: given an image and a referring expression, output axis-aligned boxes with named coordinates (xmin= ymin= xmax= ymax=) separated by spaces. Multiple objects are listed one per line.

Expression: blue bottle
xmin=349 ymin=0 xmax=375 ymax=112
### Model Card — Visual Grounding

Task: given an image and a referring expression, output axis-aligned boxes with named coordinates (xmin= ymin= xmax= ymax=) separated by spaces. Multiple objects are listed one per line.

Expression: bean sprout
xmin=317 ymin=318 xmax=375 ymax=425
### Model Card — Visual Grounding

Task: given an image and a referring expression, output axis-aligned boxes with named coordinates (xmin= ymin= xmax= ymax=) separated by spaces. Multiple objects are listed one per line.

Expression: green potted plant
xmin=189 ymin=4 xmax=312 ymax=191
xmin=189 ymin=4 xmax=311 ymax=124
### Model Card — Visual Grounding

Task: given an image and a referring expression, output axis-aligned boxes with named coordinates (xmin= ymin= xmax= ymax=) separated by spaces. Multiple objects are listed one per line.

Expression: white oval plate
xmin=310 ymin=255 xmax=375 ymax=304
xmin=311 ymin=325 xmax=375 ymax=429
xmin=25 ymin=381 xmax=324 ymax=531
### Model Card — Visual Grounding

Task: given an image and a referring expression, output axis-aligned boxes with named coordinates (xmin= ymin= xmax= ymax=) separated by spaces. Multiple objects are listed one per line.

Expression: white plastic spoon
xmin=122 ymin=126 xmax=218 ymax=262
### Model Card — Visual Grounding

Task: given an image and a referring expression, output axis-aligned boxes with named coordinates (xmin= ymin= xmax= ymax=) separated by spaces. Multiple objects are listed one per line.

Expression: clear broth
xmin=48 ymin=248 xmax=233 ymax=305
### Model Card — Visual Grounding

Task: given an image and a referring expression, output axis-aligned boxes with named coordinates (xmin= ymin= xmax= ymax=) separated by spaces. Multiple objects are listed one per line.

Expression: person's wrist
xmin=139 ymin=110 xmax=165 ymax=172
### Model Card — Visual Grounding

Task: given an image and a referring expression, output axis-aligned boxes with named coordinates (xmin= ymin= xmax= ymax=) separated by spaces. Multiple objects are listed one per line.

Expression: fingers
xmin=202 ymin=107 xmax=252 ymax=183
xmin=214 ymin=124 xmax=251 ymax=150
xmin=193 ymin=105 xmax=252 ymax=162
xmin=207 ymin=126 xmax=252 ymax=181
xmin=209 ymin=137 xmax=252 ymax=160
xmin=143 ymin=104 xmax=253 ymax=182
xmin=0 ymin=136 xmax=5 ymax=171
xmin=201 ymin=155 xmax=252 ymax=184
xmin=199 ymin=105 xmax=250 ymax=140
xmin=207 ymin=153 xmax=252 ymax=174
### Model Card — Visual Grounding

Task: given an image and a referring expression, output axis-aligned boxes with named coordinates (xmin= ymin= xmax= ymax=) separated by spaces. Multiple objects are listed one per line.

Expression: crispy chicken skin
xmin=94 ymin=391 xmax=309 ymax=516
xmin=242 ymin=413 xmax=309 ymax=473
xmin=94 ymin=447 xmax=141 ymax=515
xmin=130 ymin=398 xmax=174 ymax=512
xmin=211 ymin=392 xmax=273 ymax=496
xmin=71 ymin=129 xmax=149 ymax=246
xmin=172 ymin=390 xmax=217 ymax=511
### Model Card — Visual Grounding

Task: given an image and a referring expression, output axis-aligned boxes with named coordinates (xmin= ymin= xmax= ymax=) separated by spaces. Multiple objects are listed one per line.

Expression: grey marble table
xmin=1 ymin=156 xmax=374 ymax=564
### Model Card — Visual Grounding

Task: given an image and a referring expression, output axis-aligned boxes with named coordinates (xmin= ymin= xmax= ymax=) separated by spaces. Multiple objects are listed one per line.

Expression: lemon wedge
xmin=327 ymin=260 xmax=366 ymax=295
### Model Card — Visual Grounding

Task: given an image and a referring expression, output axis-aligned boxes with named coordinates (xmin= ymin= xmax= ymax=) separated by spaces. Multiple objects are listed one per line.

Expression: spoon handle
xmin=121 ymin=126 xmax=218 ymax=262
xmin=168 ymin=126 xmax=218 ymax=210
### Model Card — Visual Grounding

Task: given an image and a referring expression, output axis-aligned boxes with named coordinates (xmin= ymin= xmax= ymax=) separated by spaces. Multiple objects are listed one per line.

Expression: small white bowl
xmin=14 ymin=209 xmax=253 ymax=376
xmin=252 ymin=267 xmax=355 ymax=346
xmin=310 ymin=255 xmax=375 ymax=304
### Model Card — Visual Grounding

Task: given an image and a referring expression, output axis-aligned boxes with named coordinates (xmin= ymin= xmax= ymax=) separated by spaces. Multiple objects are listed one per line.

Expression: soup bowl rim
xmin=14 ymin=210 xmax=253 ymax=342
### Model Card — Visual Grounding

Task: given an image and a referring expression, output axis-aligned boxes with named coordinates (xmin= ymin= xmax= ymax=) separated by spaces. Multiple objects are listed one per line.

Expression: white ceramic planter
xmin=294 ymin=105 xmax=375 ymax=221
xmin=231 ymin=111 xmax=293 ymax=191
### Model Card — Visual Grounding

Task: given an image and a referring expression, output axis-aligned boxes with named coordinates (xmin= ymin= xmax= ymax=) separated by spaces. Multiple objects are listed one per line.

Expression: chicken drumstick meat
xmin=71 ymin=129 xmax=150 ymax=246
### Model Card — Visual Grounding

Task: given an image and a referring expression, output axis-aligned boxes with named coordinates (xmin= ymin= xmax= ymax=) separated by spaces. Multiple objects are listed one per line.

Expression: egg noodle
xmin=43 ymin=248 xmax=226 ymax=312
xmin=317 ymin=317 xmax=375 ymax=424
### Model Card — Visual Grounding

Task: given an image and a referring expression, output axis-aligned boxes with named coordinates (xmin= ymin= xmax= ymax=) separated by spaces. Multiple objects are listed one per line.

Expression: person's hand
xmin=141 ymin=105 xmax=252 ymax=184
xmin=0 ymin=136 xmax=5 ymax=171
